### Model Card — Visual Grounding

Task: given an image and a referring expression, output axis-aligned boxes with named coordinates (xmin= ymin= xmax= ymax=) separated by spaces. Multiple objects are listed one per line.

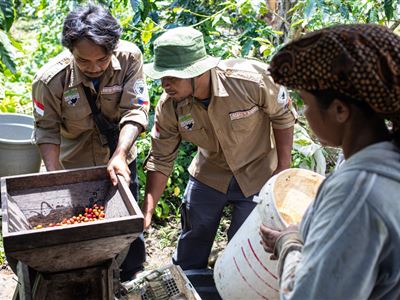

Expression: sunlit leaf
xmin=0 ymin=30 xmax=16 ymax=73
xmin=141 ymin=19 xmax=154 ymax=44
xmin=155 ymin=205 xmax=162 ymax=218
xmin=0 ymin=0 xmax=15 ymax=32
xmin=221 ymin=15 xmax=231 ymax=24
xmin=212 ymin=13 xmax=222 ymax=27
xmin=173 ymin=186 xmax=180 ymax=196
xmin=259 ymin=44 xmax=270 ymax=55
xmin=253 ymin=37 xmax=272 ymax=44
xmin=291 ymin=19 xmax=304 ymax=27
xmin=173 ymin=7 xmax=183 ymax=13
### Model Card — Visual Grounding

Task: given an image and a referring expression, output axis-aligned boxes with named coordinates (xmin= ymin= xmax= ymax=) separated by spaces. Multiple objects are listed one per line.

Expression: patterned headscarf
xmin=269 ymin=24 xmax=400 ymax=133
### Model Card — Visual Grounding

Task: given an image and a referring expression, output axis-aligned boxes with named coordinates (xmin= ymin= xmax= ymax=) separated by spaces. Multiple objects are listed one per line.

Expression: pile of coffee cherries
xmin=33 ymin=203 xmax=105 ymax=229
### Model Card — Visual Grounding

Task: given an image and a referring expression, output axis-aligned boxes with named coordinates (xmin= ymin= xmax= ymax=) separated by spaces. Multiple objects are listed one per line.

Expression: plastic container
xmin=213 ymin=168 xmax=325 ymax=300
xmin=0 ymin=113 xmax=41 ymax=177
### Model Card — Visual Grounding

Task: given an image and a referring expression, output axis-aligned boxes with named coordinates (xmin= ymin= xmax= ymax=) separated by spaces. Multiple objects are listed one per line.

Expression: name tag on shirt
xmin=101 ymin=85 xmax=122 ymax=95
xmin=229 ymin=106 xmax=259 ymax=120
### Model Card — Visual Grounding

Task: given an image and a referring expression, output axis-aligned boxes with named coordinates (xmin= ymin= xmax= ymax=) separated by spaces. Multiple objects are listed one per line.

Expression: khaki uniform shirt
xmin=145 ymin=58 xmax=296 ymax=197
xmin=32 ymin=40 xmax=149 ymax=169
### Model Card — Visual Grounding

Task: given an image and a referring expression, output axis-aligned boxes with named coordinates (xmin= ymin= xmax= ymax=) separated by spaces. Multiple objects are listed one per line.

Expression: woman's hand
xmin=259 ymin=225 xmax=281 ymax=259
xmin=259 ymin=224 xmax=299 ymax=260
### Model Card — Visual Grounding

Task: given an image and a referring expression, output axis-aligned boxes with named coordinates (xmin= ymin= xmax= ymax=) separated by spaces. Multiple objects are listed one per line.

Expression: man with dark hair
xmin=32 ymin=4 xmax=148 ymax=281
xmin=143 ymin=27 xmax=295 ymax=270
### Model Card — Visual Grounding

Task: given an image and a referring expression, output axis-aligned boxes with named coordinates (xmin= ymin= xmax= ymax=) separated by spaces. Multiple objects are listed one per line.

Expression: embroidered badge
xmin=133 ymin=79 xmax=146 ymax=96
xmin=33 ymin=98 xmax=44 ymax=116
xmin=63 ymin=88 xmax=80 ymax=106
xmin=277 ymin=86 xmax=289 ymax=107
xmin=131 ymin=97 xmax=149 ymax=107
xmin=229 ymin=106 xmax=259 ymax=120
xmin=101 ymin=85 xmax=122 ymax=95
xmin=179 ymin=114 xmax=195 ymax=131
xmin=151 ymin=122 xmax=160 ymax=139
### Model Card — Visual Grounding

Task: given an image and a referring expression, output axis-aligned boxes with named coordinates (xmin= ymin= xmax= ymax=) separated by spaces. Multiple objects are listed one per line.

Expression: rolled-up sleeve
xmin=259 ymin=72 xmax=296 ymax=129
xmin=119 ymin=49 xmax=149 ymax=130
xmin=32 ymin=79 xmax=62 ymax=145
xmin=144 ymin=96 xmax=181 ymax=176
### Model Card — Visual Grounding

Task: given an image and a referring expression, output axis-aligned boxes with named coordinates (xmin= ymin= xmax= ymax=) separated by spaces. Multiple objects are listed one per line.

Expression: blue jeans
xmin=172 ymin=176 xmax=257 ymax=270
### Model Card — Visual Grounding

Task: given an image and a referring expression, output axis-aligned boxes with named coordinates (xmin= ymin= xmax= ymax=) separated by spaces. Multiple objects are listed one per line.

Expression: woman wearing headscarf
xmin=260 ymin=24 xmax=400 ymax=299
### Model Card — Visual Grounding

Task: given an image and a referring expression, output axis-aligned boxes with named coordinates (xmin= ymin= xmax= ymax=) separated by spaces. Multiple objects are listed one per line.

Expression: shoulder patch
xmin=277 ymin=86 xmax=289 ymax=106
xmin=224 ymin=68 xmax=262 ymax=83
xmin=36 ymin=52 xmax=71 ymax=84
xmin=42 ymin=57 xmax=71 ymax=84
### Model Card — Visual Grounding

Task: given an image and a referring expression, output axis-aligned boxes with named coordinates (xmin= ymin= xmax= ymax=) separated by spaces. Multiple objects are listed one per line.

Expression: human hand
xmin=143 ymin=211 xmax=153 ymax=230
xmin=259 ymin=224 xmax=281 ymax=260
xmin=107 ymin=153 xmax=131 ymax=186
xmin=259 ymin=224 xmax=299 ymax=260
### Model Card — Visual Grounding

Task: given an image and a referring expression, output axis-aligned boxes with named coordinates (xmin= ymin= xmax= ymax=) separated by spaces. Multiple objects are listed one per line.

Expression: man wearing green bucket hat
xmin=143 ymin=27 xmax=296 ymax=270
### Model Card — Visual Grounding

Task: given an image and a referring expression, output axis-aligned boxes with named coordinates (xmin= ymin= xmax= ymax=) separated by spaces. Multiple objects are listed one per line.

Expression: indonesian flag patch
xmin=33 ymin=98 xmax=44 ymax=116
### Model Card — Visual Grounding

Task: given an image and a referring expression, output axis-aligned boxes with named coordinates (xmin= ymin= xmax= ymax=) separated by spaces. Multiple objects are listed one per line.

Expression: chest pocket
xmin=230 ymin=106 xmax=262 ymax=132
xmin=180 ymin=127 xmax=217 ymax=151
xmin=61 ymin=94 xmax=93 ymax=136
xmin=61 ymin=93 xmax=91 ymax=121
xmin=100 ymin=92 xmax=121 ymax=120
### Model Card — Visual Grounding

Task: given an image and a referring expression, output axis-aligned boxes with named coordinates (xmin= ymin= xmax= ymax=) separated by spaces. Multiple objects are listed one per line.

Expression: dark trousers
xmin=172 ymin=176 xmax=257 ymax=270
xmin=119 ymin=160 xmax=146 ymax=281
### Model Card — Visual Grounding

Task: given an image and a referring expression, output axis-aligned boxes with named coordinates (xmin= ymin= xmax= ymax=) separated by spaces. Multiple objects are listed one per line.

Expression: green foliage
xmin=0 ymin=30 xmax=16 ymax=74
xmin=289 ymin=0 xmax=399 ymax=35
xmin=0 ymin=0 xmax=18 ymax=74
xmin=0 ymin=0 xmax=15 ymax=31
xmin=0 ymin=0 xmax=398 ymax=222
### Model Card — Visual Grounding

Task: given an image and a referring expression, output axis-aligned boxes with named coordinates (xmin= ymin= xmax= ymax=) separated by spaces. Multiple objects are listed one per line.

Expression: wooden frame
xmin=1 ymin=166 xmax=144 ymax=273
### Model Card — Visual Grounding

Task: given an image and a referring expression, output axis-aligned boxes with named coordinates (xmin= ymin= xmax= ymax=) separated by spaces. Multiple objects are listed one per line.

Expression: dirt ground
xmin=0 ymin=217 xmax=228 ymax=299
xmin=0 ymin=266 xmax=17 ymax=300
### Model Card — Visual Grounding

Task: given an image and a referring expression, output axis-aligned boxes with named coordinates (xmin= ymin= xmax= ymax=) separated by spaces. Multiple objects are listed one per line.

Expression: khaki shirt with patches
xmin=145 ymin=58 xmax=296 ymax=197
xmin=32 ymin=40 xmax=149 ymax=169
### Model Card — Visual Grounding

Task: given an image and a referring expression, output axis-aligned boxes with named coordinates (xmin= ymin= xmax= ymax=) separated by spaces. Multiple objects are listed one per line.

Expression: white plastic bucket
xmin=0 ymin=113 xmax=41 ymax=177
xmin=214 ymin=168 xmax=325 ymax=300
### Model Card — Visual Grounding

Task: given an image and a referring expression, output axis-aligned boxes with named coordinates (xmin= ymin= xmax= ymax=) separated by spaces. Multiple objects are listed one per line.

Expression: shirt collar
xmin=68 ymin=53 xmax=121 ymax=88
xmin=175 ymin=64 xmax=229 ymax=109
